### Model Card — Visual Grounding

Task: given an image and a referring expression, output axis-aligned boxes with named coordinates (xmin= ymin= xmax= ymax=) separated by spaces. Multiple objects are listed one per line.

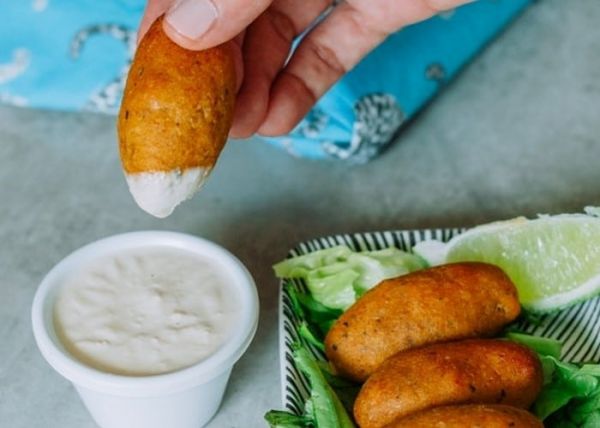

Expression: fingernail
xmin=166 ymin=0 xmax=218 ymax=40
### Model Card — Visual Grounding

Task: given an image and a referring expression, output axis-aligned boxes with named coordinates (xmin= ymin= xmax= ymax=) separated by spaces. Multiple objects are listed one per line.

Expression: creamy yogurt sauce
xmin=125 ymin=168 xmax=211 ymax=218
xmin=53 ymin=247 xmax=238 ymax=376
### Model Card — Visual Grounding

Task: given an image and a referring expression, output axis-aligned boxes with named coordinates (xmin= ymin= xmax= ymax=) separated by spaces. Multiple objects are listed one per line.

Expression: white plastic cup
xmin=31 ymin=231 xmax=259 ymax=428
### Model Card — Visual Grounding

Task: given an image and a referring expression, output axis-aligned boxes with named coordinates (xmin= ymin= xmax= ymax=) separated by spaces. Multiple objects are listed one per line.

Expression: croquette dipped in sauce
xmin=353 ymin=339 xmax=543 ymax=428
xmin=385 ymin=404 xmax=543 ymax=428
xmin=117 ymin=16 xmax=236 ymax=218
xmin=325 ymin=262 xmax=521 ymax=382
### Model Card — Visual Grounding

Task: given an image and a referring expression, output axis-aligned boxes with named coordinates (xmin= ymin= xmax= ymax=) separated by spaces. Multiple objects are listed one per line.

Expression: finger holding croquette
xmin=117 ymin=16 xmax=236 ymax=218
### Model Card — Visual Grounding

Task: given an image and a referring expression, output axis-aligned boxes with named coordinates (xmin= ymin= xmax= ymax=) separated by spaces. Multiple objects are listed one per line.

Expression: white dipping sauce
xmin=53 ymin=247 xmax=238 ymax=376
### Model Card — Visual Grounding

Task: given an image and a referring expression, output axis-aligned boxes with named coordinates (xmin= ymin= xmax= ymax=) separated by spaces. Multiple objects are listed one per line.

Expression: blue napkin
xmin=0 ymin=0 xmax=531 ymax=162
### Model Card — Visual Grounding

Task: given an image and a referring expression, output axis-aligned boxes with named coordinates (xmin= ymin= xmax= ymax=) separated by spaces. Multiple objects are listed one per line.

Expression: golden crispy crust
xmin=117 ymin=17 xmax=236 ymax=173
xmin=353 ymin=339 xmax=543 ymax=428
xmin=325 ymin=262 xmax=521 ymax=382
xmin=385 ymin=404 xmax=543 ymax=428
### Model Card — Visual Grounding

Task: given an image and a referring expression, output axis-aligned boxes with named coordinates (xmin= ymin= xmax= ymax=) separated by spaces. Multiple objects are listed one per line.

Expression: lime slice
xmin=444 ymin=214 xmax=600 ymax=313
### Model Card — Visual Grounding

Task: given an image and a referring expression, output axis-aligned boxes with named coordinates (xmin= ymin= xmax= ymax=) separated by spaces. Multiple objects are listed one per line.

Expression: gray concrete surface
xmin=2 ymin=0 xmax=600 ymax=426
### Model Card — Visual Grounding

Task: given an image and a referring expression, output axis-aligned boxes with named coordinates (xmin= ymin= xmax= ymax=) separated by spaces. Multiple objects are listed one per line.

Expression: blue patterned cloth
xmin=0 ymin=0 xmax=531 ymax=162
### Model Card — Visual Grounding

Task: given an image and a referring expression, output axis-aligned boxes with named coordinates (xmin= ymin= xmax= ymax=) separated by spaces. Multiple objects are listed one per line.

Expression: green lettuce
xmin=265 ymin=346 xmax=356 ymax=428
xmin=504 ymin=331 xmax=562 ymax=359
xmin=537 ymin=357 xmax=600 ymax=426
xmin=264 ymin=411 xmax=313 ymax=428
xmin=316 ymin=361 xmax=360 ymax=415
xmin=274 ymin=246 xmax=426 ymax=310
xmin=285 ymin=284 xmax=342 ymax=338
xmin=506 ymin=331 xmax=600 ymax=426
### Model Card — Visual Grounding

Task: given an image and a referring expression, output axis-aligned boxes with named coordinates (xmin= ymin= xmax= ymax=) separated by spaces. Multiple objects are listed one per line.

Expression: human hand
xmin=139 ymin=0 xmax=475 ymax=138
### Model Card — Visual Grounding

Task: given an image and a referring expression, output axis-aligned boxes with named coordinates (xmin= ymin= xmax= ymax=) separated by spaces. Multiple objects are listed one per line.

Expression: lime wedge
xmin=444 ymin=214 xmax=600 ymax=313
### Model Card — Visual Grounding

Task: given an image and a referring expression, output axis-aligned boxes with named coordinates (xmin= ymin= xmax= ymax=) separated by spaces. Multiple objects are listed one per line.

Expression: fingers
xmin=345 ymin=0 xmax=476 ymax=33
xmin=138 ymin=0 xmax=173 ymax=43
xmin=230 ymin=0 xmax=332 ymax=138
xmin=230 ymin=33 xmax=245 ymax=92
xmin=258 ymin=2 xmax=387 ymax=136
xmin=162 ymin=0 xmax=273 ymax=51
xmin=258 ymin=0 xmax=475 ymax=136
xmin=229 ymin=11 xmax=295 ymax=138
xmin=141 ymin=0 xmax=475 ymax=139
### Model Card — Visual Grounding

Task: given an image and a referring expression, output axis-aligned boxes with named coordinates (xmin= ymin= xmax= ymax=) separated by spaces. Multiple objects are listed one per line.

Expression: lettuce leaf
xmin=265 ymin=346 xmax=356 ymax=428
xmin=316 ymin=361 xmax=360 ymax=415
xmin=298 ymin=321 xmax=325 ymax=352
xmin=264 ymin=411 xmax=313 ymax=428
xmin=285 ymin=284 xmax=342 ymax=338
xmin=504 ymin=331 xmax=562 ymax=358
xmin=505 ymin=331 xmax=600 ymax=426
xmin=294 ymin=345 xmax=355 ymax=428
xmin=274 ymin=246 xmax=426 ymax=310
xmin=536 ymin=356 xmax=600 ymax=426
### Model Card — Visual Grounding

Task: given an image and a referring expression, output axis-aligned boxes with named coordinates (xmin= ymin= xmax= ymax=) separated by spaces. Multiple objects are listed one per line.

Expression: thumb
xmin=163 ymin=0 xmax=272 ymax=50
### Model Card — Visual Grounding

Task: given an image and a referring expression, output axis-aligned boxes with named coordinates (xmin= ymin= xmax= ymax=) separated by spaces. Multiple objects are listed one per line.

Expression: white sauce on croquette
xmin=126 ymin=167 xmax=211 ymax=218
xmin=53 ymin=247 xmax=238 ymax=376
